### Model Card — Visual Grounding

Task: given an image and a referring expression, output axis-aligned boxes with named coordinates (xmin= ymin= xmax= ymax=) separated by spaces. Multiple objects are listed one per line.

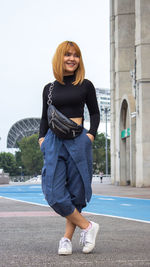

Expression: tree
xmin=92 ymin=133 xmax=110 ymax=174
xmin=0 ymin=152 xmax=18 ymax=176
xmin=16 ymin=132 xmax=110 ymax=176
xmin=15 ymin=150 xmax=28 ymax=176
xmin=18 ymin=134 xmax=43 ymax=175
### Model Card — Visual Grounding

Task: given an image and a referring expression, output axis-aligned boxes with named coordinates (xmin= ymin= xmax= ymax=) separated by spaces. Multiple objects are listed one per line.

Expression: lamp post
xmin=19 ymin=166 xmax=22 ymax=180
xmin=102 ymin=107 xmax=110 ymax=176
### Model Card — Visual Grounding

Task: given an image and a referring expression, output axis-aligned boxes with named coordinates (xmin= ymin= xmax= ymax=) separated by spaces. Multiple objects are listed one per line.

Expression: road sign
xmin=121 ymin=128 xmax=130 ymax=139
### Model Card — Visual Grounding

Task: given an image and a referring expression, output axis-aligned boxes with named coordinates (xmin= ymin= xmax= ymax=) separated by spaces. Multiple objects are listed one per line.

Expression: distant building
xmin=84 ymin=88 xmax=110 ymax=133
xmin=96 ymin=88 xmax=110 ymax=123
xmin=7 ymin=118 xmax=40 ymax=148
xmin=0 ymin=169 xmax=9 ymax=184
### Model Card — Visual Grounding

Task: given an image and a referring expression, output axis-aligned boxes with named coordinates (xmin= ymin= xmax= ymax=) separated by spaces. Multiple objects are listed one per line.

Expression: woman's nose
xmin=70 ymin=54 xmax=75 ymax=60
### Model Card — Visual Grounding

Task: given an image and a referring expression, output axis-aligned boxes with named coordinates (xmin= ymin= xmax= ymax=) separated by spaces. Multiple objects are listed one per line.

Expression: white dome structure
xmin=7 ymin=118 xmax=40 ymax=148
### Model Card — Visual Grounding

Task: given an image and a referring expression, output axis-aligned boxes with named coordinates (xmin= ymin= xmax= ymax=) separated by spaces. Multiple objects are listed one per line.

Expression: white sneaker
xmin=80 ymin=221 xmax=99 ymax=253
xmin=58 ymin=237 xmax=72 ymax=255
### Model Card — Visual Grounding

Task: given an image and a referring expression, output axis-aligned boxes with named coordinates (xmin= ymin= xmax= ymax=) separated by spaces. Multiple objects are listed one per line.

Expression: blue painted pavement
xmin=83 ymin=194 xmax=150 ymax=223
xmin=0 ymin=184 xmax=150 ymax=223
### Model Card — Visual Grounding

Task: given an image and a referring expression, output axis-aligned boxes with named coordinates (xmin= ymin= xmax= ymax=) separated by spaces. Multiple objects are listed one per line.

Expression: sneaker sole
xmin=58 ymin=251 xmax=72 ymax=255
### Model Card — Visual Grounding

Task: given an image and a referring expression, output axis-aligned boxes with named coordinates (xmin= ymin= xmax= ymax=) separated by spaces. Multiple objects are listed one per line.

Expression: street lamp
xmin=101 ymin=107 xmax=110 ymax=176
xmin=19 ymin=166 xmax=22 ymax=179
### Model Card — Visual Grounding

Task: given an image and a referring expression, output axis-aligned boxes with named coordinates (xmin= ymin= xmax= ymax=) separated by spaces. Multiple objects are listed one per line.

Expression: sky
xmin=0 ymin=0 xmax=110 ymax=152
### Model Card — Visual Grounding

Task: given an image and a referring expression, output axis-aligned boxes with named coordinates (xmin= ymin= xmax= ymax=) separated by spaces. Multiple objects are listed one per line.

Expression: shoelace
xmin=80 ymin=230 xmax=87 ymax=246
xmin=60 ymin=239 xmax=70 ymax=249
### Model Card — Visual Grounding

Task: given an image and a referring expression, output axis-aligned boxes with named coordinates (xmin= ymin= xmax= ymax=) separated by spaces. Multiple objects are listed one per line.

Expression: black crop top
xmin=39 ymin=74 xmax=100 ymax=139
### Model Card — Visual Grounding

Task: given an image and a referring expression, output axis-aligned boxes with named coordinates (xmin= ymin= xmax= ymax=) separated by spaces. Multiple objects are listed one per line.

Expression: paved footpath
xmin=0 ymin=182 xmax=150 ymax=267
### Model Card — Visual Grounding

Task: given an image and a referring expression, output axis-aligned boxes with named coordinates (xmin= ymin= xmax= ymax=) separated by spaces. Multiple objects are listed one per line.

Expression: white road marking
xmin=1 ymin=196 xmax=150 ymax=224
xmin=120 ymin=204 xmax=132 ymax=206
xmin=29 ymin=186 xmax=41 ymax=189
xmin=83 ymin=211 xmax=150 ymax=224
xmin=98 ymin=197 xmax=115 ymax=201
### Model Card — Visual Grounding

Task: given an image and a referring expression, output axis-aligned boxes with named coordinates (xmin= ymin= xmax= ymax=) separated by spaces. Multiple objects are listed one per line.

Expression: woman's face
xmin=63 ymin=47 xmax=80 ymax=75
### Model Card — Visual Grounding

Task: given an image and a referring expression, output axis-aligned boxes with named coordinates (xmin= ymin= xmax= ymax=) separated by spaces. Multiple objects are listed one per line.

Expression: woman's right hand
xmin=38 ymin=137 xmax=45 ymax=147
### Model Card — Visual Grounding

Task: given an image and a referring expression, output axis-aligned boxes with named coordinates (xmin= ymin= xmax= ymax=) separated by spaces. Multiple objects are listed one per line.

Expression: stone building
xmin=110 ymin=0 xmax=150 ymax=187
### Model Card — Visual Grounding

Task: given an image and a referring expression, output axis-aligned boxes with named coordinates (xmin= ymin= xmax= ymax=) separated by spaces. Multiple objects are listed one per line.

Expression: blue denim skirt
xmin=40 ymin=128 xmax=93 ymax=216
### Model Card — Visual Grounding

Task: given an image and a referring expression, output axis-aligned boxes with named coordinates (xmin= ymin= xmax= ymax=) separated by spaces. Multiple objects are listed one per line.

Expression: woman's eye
xmin=65 ymin=53 xmax=79 ymax=58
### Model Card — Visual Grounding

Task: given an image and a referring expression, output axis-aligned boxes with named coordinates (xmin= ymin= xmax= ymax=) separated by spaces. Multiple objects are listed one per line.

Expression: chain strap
xmin=47 ymin=82 xmax=55 ymax=106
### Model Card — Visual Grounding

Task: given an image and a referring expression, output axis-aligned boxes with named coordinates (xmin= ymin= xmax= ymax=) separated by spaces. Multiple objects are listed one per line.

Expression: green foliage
xmin=18 ymin=134 xmax=43 ymax=175
xmin=0 ymin=152 xmax=18 ymax=176
xmin=92 ymin=133 xmax=110 ymax=174
xmin=93 ymin=132 xmax=110 ymax=149
xmin=15 ymin=151 xmax=28 ymax=176
xmin=0 ymin=132 xmax=110 ymax=178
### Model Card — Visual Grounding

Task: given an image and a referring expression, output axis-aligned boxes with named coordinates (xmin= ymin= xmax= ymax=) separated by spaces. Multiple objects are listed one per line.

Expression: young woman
xmin=39 ymin=41 xmax=100 ymax=255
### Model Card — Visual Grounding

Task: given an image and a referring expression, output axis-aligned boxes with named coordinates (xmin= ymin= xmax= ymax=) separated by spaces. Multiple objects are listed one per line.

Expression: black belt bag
xmin=47 ymin=82 xmax=83 ymax=139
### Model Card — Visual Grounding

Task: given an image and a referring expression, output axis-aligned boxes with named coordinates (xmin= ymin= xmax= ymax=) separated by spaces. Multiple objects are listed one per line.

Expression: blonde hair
xmin=52 ymin=41 xmax=85 ymax=85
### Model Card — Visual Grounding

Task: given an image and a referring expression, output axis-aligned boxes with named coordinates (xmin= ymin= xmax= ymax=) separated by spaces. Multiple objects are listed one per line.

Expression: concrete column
xmin=110 ymin=0 xmax=116 ymax=184
xmin=135 ymin=0 xmax=150 ymax=186
xmin=110 ymin=0 xmax=135 ymax=185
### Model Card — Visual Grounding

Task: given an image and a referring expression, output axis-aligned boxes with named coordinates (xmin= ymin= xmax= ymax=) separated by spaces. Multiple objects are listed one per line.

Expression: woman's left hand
xmin=86 ymin=133 xmax=94 ymax=142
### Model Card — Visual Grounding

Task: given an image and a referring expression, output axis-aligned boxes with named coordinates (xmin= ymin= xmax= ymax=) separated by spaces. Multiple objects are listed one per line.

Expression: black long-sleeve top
xmin=39 ymin=74 xmax=100 ymax=139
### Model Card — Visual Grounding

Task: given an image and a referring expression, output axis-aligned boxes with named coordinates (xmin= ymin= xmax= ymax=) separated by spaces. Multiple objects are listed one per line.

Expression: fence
xmin=10 ymin=176 xmax=32 ymax=182
xmin=93 ymin=174 xmax=111 ymax=183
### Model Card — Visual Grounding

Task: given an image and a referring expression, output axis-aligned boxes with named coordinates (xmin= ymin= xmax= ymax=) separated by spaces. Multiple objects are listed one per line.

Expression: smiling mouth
xmin=66 ymin=62 xmax=76 ymax=66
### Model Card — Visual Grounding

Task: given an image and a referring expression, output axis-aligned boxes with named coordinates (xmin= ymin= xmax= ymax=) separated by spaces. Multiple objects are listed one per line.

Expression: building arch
xmin=120 ymin=99 xmax=130 ymax=185
xmin=119 ymin=95 xmax=136 ymax=186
